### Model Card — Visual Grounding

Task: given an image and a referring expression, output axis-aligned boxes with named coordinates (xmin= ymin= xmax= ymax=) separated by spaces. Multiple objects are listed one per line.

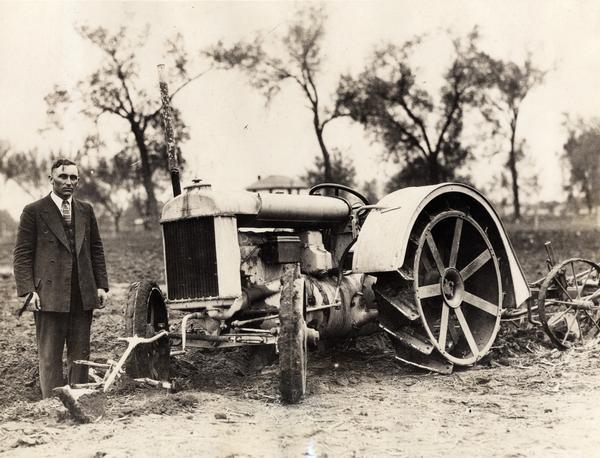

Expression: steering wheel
xmin=308 ymin=183 xmax=370 ymax=206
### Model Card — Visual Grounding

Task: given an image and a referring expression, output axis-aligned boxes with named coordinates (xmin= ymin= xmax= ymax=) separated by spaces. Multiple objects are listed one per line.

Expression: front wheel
xmin=278 ymin=264 xmax=307 ymax=404
xmin=124 ymin=280 xmax=170 ymax=380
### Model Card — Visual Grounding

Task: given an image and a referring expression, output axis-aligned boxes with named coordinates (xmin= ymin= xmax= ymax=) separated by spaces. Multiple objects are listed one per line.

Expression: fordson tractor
xmin=123 ymin=179 xmax=530 ymax=403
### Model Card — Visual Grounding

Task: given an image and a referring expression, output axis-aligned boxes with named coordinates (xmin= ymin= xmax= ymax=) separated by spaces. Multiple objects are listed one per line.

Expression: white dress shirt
xmin=50 ymin=192 xmax=73 ymax=218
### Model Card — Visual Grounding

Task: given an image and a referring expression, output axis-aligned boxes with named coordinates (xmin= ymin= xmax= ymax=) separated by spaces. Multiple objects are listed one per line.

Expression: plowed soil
xmin=2 ymin=227 xmax=600 ymax=457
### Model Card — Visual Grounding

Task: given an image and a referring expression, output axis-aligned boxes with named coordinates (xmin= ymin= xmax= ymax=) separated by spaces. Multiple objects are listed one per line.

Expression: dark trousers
xmin=34 ymin=260 xmax=93 ymax=398
xmin=34 ymin=309 xmax=93 ymax=398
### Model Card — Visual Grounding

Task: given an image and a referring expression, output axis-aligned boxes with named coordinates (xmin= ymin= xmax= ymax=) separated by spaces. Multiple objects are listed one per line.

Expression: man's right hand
xmin=24 ymin=292 xmax=41 ymax=311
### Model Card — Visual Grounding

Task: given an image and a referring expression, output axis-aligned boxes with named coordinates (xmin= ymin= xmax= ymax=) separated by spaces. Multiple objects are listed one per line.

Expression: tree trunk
xmin=314 ymin=122 xmax=332 ymax=183
xmin=428 ymin=154 xmax=441 ymax=184
xmin=131 ymin=121 xmax=160 ymax=227
xmin=585 ymin=190 xmax=593 ymax=214
xmin=113 ymin=213 xmax=121 ymax=234
xmin=508 ymin=115 xmax=521 ymax=221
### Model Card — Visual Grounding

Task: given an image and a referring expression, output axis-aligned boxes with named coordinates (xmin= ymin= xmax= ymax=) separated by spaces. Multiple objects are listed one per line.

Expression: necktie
xmin=61 ymin=199 xmax=71 ymax=225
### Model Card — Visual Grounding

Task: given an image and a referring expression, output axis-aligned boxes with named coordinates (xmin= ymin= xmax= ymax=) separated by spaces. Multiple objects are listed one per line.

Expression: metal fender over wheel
xmin=124 ymin=280 xmax=170 ymax=380
xmin=278 ymin=264 xmax=307 ymax=404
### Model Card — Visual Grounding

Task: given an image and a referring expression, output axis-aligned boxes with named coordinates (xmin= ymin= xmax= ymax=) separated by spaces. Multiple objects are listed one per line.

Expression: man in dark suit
xmin=13 ymin=158 xmax=109 ymax=398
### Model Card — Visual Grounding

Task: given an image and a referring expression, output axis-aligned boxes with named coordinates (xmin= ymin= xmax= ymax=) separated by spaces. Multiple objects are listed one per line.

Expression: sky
xmin=1 ymin=0 xmax=600 ymax=220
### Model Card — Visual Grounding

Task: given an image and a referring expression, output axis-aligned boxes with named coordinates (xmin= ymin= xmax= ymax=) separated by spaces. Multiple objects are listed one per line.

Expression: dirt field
xmin=2 ymin=227 xmax=600 ymax=457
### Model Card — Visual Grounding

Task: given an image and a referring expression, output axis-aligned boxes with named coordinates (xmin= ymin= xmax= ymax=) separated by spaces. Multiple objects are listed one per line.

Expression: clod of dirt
xmin=334 ymin=377 xmax=349 ymax=387
xmin=0 ymin=398 xmax=67 ymax=424
xmin=12 ymin=436 xmax=47 ymax=448
xmin=53 ymin=386 xmax=106 ymax=424
xmin=120 ymin=392 xmax=200 ymax=417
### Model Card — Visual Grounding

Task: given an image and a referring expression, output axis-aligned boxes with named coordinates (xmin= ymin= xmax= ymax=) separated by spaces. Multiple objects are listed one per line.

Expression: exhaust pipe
xmin=157 ymin=64 xmax=182 ymax=197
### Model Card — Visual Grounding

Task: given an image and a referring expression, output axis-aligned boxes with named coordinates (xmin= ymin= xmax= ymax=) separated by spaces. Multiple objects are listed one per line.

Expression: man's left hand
xmin=97 ymin=289 xmax=108 ymax=308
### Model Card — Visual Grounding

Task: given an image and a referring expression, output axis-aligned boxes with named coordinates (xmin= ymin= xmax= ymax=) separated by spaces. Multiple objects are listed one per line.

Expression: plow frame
xmin=502 ymin=242 xmax=600 ymax=349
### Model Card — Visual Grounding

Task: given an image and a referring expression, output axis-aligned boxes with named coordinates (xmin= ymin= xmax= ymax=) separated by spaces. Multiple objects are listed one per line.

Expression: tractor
xmin=123 ymin=179 xmax=529 ymax=403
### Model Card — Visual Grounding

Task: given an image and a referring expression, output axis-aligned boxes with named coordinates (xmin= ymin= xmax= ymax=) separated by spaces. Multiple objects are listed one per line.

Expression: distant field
xmin=1 ymin=221 xmax=599 ymax=285
xmin=504 ymin=213 xmax=600 ymax=232
xmin=0 ymin=230 xmax=165 ymax=285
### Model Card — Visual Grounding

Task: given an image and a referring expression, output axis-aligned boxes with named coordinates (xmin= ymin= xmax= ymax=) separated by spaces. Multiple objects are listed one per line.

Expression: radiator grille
xmin=163 ymin=217 xmax=219 ymax=299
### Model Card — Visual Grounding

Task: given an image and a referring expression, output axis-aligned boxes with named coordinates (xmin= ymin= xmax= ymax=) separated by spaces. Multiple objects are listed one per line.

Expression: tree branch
xmin=383 ymin=108 xmax=428 ymax=158
xmin=303 ymin=55 xmax=319 ymax=107
xmin=91 ymin=99 xmax=129 ymax=120
xmin=321 ymin=112 xmax=350 ymax=129
xmin=434 ymin=81 xmax=462 ymax=154
xmin=396 ymin=95 xmax=432 ymax=154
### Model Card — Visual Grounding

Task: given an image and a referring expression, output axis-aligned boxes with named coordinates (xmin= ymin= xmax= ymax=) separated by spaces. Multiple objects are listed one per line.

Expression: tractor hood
xmin=161 ymin=182 xmax=351 ymax=228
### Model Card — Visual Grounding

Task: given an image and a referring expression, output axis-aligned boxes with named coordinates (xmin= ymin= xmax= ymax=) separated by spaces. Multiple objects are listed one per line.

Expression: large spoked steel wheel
xmin=538 ymin=258 xmax=600 ymax=350
xmin=414 ymin=211 xmax=503 ymax=365
xmin=125 ymin=280 xmax=170 ymax=380
xmin=278 ymin=264 xmax=307 ymax=404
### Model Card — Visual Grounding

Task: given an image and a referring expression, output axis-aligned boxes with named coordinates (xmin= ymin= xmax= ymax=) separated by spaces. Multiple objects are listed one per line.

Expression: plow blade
xmin=379 ymin=323 xmax=434 ymax=355
xmin=392 ymin=340 xmax=454 ymax=375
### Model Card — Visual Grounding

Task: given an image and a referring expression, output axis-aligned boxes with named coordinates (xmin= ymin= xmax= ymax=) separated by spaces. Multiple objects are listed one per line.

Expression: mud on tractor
xmin=123 ymin=180 xmax=530 ymax=403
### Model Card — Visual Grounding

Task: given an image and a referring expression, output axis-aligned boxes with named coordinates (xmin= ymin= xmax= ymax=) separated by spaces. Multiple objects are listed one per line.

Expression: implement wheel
xmin=414 ymin=210 xmax=503 ymax=365
xmin=124 ymin=280 xmax=170 ymax=380
xmin=278 ymin=264 xmax=307 ymax=404
xmin=538 ymin=258 xmax=600 ymax=349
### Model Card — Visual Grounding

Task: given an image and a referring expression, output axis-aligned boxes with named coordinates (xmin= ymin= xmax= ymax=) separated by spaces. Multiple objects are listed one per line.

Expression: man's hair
xmin=50 ymin=158 xmax=77 ymax=173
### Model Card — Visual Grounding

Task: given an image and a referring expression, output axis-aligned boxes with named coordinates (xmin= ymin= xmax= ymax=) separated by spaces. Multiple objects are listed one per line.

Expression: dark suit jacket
xmin=13 ymin=194 xmax=109 ymax=312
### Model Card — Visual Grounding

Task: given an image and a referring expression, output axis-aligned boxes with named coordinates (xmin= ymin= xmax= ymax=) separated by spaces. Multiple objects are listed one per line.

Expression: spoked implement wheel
xmin=278 ymin=264 xmax=307 ymax=404
xmin=414 ymin=210 xmax=503 ymax=366
xmin=124 ymin=280 xmax=170 ymax=380
xmin=538 ymin=258 xmax=600 ymax=350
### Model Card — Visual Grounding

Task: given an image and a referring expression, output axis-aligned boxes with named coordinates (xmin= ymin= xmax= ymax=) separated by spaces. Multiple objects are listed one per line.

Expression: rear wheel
xmin=278 ymin=264 xmax=307 ymax=404
xmin=124 ymin=280 xmax=170 ymax=380
xmin=413 ymin=210 xmax=503 ymax=366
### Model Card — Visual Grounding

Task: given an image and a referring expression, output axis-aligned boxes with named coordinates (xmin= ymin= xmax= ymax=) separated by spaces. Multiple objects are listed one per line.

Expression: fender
xmin=352 ymin=183 xmax=530 ymax=308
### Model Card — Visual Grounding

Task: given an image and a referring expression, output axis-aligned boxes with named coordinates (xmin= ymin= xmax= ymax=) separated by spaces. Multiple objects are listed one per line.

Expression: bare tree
xmin=44 ymin=26 xmax=210 ymax=224
xmin=207 ymin=6 xmax=348 ymax=182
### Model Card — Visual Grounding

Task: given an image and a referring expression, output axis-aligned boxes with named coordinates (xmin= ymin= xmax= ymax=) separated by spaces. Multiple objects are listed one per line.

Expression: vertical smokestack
xmin=157 ymin=64 xmax=182 ymax=197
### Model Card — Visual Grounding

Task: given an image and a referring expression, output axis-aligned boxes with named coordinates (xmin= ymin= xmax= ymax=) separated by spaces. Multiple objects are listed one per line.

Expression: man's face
xmin=49 ymin=164 xmax=79 ymax=199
